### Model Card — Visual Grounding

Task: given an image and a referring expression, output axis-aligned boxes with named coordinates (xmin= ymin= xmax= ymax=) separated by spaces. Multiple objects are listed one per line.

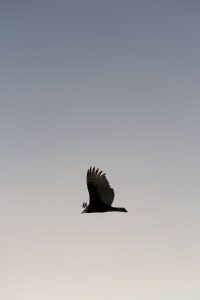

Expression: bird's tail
xmin=111 ymin=207 xmax=128 ymax=212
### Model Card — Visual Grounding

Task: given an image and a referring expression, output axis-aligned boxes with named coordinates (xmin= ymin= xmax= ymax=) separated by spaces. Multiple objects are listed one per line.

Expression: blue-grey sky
xmin=1 ymin=1 xmax=200 ymax=299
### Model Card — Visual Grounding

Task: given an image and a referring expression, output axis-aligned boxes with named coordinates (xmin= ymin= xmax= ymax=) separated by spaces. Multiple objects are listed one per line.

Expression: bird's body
xmin=82 ymin=167 xmax=127 ymax=213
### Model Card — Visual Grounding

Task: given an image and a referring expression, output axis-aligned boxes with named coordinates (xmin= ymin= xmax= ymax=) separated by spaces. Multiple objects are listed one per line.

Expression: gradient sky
xmin=1 ymin=1 xmax=200 ymax=299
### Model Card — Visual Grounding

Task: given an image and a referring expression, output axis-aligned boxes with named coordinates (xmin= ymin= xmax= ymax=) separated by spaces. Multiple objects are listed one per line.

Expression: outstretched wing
xmin=87 ymin=167 xmax=115 ymax=207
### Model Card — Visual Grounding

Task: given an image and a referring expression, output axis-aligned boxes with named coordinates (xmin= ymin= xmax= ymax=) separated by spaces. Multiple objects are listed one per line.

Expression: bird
xmin=82 ymin=167 xmax=127 ymax=213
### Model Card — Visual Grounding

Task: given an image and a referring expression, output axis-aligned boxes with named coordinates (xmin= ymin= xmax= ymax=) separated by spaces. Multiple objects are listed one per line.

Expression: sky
xmin=1 ymin=1 xmax=200 ymax=299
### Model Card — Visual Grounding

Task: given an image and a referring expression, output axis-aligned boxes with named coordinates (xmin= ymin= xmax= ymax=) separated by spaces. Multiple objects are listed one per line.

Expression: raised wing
xmin=87 ymin=167 xmax=115 ymax=207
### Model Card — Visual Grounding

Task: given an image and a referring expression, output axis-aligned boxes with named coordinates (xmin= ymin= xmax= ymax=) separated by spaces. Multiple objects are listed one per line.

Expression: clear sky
xmin=1 ymin=1 xmax=200 ymax=299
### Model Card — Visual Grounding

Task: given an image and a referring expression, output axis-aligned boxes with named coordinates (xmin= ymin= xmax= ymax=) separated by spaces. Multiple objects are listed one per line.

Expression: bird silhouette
xmin=82 ymin=167 xmax=127 ymax=213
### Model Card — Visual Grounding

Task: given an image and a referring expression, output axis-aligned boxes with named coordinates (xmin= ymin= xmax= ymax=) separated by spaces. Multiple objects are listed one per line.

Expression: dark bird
xmin=82 ymin=167 xmax=127 ymax=213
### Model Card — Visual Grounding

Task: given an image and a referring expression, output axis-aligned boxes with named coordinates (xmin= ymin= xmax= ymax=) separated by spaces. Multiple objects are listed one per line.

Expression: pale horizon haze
xmin=1 ymin=1 xmax=200 ymax=300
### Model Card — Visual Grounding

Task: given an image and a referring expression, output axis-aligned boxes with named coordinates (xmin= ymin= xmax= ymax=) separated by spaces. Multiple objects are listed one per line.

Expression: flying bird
xmin=82 ymin=167 xmax=127 ymax=213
